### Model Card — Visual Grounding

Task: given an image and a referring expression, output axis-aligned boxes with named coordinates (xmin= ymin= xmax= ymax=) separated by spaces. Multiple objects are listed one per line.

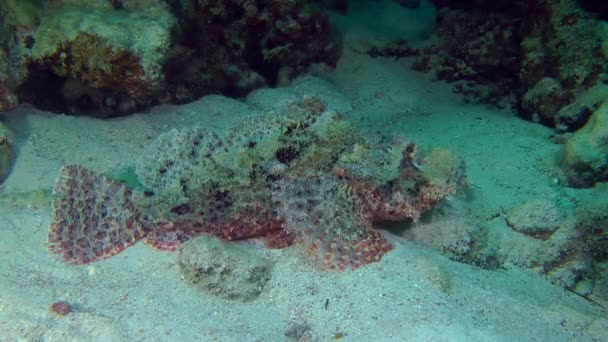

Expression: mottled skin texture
xmin=48 ymin=99 xmax=464 ymax=270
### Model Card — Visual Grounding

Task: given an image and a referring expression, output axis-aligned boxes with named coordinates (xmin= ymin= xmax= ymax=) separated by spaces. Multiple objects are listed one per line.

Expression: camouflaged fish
xmin=48 ymin=98 xmax=465 ymax=270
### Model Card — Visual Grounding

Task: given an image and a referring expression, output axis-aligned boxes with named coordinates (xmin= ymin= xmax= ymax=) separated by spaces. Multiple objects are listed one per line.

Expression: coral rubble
xmin=48 ymin=98 xmax=464 ymax=270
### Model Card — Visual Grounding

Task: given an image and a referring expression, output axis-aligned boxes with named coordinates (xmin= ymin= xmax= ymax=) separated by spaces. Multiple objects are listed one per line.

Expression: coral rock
xmin=23 ymin=0 xmax=176 ymax=115
xmin=0 ymin=84 xmax=18 ymax=112
xmin=506 ymin=199 xmax=563 ymax=238
xmin=178 ymin=235 xmax=273 ymax=301
xmin=376 ymin=0 xmax=608 ymax=130
xmin=562 ymin=100 xmax=608 ymax=187
xmin=521 ymin=77 xmax=572 ymax=127
xmin=554 ymin=84 xmax=608 ymax=132
xmin=4 ymin=0 xmax=342 ymax=115
xmin=0 ymin=121 xmax=14 ymax=183
xmin=165 ymin=0 xmax=341 ymax=99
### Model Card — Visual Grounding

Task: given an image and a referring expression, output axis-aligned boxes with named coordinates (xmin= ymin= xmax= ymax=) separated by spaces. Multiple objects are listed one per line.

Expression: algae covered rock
xmin=167 ymin=0 xmax=342 ymax=99
xmin=541 ymin=185 xmax=608 ymax=300
xmin=0 ymin=84 xmax=18 ymax=112
xmin=26 ymin=0 xmax=176 ymax=115
xmin=0 ymin=121 xmax=14 ymax=183
xmin=2 ymin=0 xmax=342 ymax=115
xmin=562 ymin=100 xmax=608 ymax=187
xmin=446 ymin=184 xmax=608 ymax=303
xmin=506 ymin=199 xmax=563 ymax=238
xmin=178 ymin=236 xmax=273 ymax=302
xmin=554 ymin=84 xmax=608 ymax=131
xmin=521 ymin=77 xmax=572 ymax=127
xmin=571 ymin=184 xmax=608 ymax=261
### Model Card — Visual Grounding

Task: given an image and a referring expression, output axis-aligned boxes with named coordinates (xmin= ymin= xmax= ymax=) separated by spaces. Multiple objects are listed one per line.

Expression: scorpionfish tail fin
xmin=48 ymin=165 xmax=152 ymax=264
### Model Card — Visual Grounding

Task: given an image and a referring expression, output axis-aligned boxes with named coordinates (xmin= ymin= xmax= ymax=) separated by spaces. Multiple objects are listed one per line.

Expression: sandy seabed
xmin=1 ymin=41 xmax=607 ymax=341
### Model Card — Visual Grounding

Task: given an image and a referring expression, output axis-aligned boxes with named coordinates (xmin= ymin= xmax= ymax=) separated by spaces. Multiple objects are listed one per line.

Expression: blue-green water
xmin=0 ymin=0 xmax=606 ymax=341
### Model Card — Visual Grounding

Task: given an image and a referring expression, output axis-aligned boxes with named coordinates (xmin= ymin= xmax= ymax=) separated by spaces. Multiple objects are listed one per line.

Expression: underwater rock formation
xmin=518 ymin=1 xmax=608 ymax=131
xmin=368 ymin=0 xmax=608 ymax=130
xmin=0 ymin=84 xmax=18 ymax=112
xmin=520 ymin=77 xmax=573 ymax=127
xmin=422 ymin=8 xmax=522 ymax=108
xmin=367 ymin=4 xmax=522 ymax=107
xmin=178 ymin=235 xmax=273 ymax=301
xmin=364 ymin=0 xmax=608 ymax=188
xmin=427 ymin=187 xmax=608 ymax=304
xmin=562 ymin=100 xmax=608 ymax=187
xmin=0 ymin=0 xmax=341 ymax=116
xmin=547 ymin=186 xmax=608 ymax=301
xmin=550 ymin=84 xmax=608 ymax=132
xmin=506 ymin=199 xmax=563 ymax=238
xmin=47 ymin=98 xmax=464 ymax=270
xmin=19 ymin=0 xmax=177 ymax=116
xmin=0 ymin=121 xmax=14 ymax=183
xmin=163 ymin=0 xmax=341 ymax=102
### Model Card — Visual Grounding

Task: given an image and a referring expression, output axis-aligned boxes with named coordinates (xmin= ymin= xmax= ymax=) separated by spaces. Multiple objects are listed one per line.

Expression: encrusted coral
xmin=368 ymin=0 xmax=608 ymax=129
xmin=48 ymin=98 xmax=464 ymax=270
xmin=0 ymin=84 xmax=18 ymax=112
xmin=521 ymin=77 xmax=573 ymax=127
xmin=18 ymin=0 xmax=176 ymax=115
xmin=0 ymin=0 xmax=341 ymax=115
xmin=540 ymin=187 xmax=607 ymax=299
xmin=562 ymin=100 xmax=608 ymax=187
xmin=1 ymin=0 xmax=41 ymax=29
xmin=163 ymin=0 xmax=341 ymax=101
xmin=368 ymin=6 xmax=522 ymax=107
